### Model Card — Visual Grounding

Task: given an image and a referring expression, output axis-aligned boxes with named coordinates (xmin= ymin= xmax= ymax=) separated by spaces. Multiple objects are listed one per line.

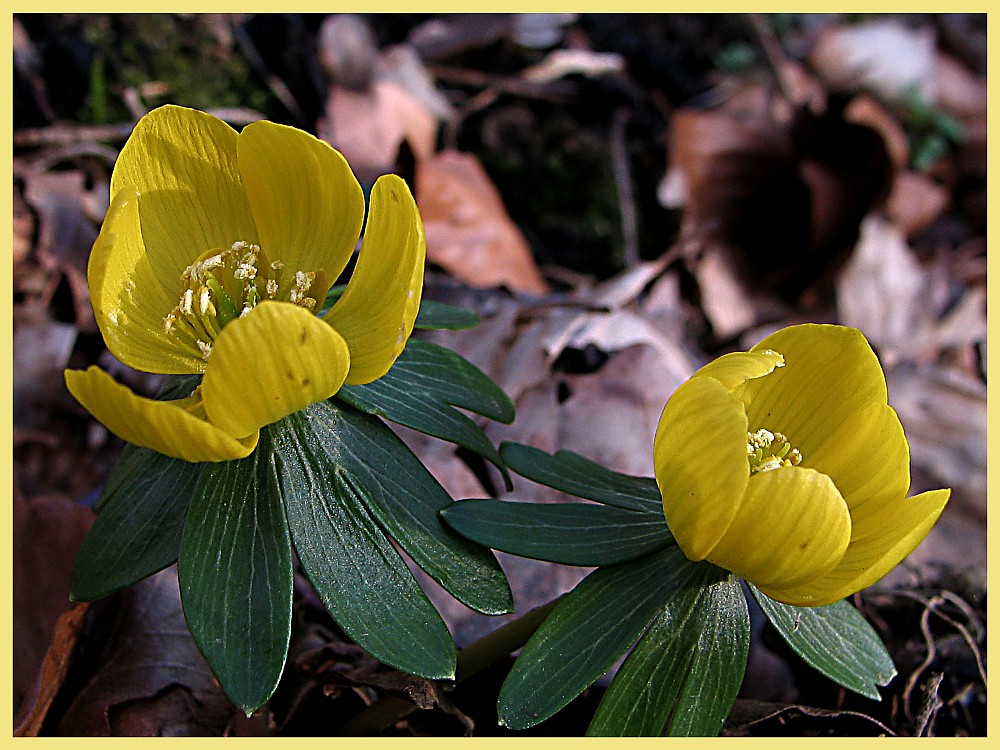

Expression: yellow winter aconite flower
xmin=653 ymin=324 xmax=949 ymax=607
xmin=64 ymin=105 xmax=425 ymax=463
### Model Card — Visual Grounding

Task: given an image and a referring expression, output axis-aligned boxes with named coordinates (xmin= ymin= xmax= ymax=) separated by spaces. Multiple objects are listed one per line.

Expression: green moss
xmin=80 ymin=14 xmax=271 ymax=123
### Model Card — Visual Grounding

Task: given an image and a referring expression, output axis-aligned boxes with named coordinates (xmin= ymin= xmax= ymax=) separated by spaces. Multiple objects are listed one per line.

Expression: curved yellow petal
xmin=111 ymin=105 xmax=258 ymax=284
xmin=238 ymin=120 xmax=364 ymax=283
xmin=324 ymin=174 xmax=425 ymax=385
xmin=806 ymin=401 xmax=910 ymax=514
xmin=64 ymin=366 xmax=258 ymax=462
xmin=654 ymin=376 xmax=750 ymax=561
xmin=201 ymin=301 xmax=350 ymax=438
xmin=741 ymin=324 xmax=888 ymax=457
xmin=88 ymin=188 xmax=206 ymax=374
xmin=695 ymin=348 xmax=785 ymax=391
xmin=709 ymin=467 xmax=851 ymax=592
xmin=766 ymin=488 xmax=950 ymax=606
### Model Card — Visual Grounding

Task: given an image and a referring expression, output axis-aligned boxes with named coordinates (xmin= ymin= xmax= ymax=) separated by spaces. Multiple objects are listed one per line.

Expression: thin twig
xmin=337 ymin=596 xmax=563 ymax=735
xmin=610 ymin=106 xmax=640 ymax=268
xmin=746 ymin=13 xmax=797 ymax=106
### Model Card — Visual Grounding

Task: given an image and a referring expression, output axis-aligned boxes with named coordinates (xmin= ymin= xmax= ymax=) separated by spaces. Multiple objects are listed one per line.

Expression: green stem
xmin=338 ymin=596 xmax=564 ymax=736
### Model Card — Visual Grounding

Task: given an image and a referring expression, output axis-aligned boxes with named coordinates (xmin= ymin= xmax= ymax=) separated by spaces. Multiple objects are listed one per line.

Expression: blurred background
xmin=12 ymin=13 xmax=986 ymax=736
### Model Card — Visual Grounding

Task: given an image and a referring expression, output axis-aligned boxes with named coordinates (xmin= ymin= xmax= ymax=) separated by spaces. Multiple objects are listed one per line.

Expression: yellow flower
xmin=653 ymin=324 xmax=949 ymax=607
xmin=64 ymin=105 xmax=425 ymax=463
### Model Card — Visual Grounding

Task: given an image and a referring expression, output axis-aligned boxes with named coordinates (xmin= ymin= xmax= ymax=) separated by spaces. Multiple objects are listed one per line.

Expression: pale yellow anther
xmin=162 ymin=241 xmax=325 ymax=363
xmin=747 ymin=427 xmax=803 ymax=475
xmin=198 ymin=286 xmax=212 ymax=316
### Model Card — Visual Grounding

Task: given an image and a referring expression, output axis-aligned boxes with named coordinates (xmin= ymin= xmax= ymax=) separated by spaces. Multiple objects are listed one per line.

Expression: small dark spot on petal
xmin=390 ymin=190 xmax=399 ymax=202
xmin=301 ymin=378 xmax=311 ymax=387
xmin=300 ymin=330 xmax=308 ymax=345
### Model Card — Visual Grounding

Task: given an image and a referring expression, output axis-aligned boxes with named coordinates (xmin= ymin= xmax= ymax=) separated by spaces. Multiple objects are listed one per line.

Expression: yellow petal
xmin=741 ymin=324 xmax=888 ymax=458
xmin=88 ymin=188 xmax=206 ymax=374
xmin=201 ymin=301 xmax=350 ymax=438
xmin=64 ymin=366 xmax=257 ymax=462
xmin=324 ymin=174 xmax=425 ymax=385
xmin=766 ymin=488 xmax=950 ymax=607
xmin=695 ymin=348 xmax=785 ymax=391
xmin=806 ymin=401 xmax=910 ymax=514
xmin=708 ymin=467 xmax=852 ymax=591
xmin=111 ymin=105 xmax=258 ymax=283
xmin=238 ymin=120 xmax=364 ymax=283
xmin=654 ymin=376 xmax=750 ymax=561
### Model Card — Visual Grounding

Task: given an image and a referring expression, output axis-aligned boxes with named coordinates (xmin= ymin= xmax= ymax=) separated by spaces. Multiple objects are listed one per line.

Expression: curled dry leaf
xmin=844 ymin=94 xmax=909 ymax=169
xmin=318 ymin=79 xmax=438 ymax=182
xmin=13 ymin=313 xmax=78 ymax=428
xmin=885 ymin=171 xmax=950 ymax=238
xmin=317 ymin=14 xmax=380 ymax=91
xmin=14 ymin=603 xmax=91 ymax=737
xmin=416 ymin=150 xmax=550 ymax=295
xmin=22 ymin=168 xmax=99 ymax=330
xmin=836 ymin=215 xmax=941 ymax=363
xmin=56 ymin=569 xmax=236 ymax=736
xmin=933 ymin=53 xmax=987 ymax=119
xmin=810 ymin=19 xmax=937 ymax=105
xmin=13 ymin=487 xmax=94 ymax=720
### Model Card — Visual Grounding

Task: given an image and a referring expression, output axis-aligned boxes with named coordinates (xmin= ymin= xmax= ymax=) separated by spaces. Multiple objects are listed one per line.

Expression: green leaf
xmin=500 ymin=442 xmax=664 ymax=515
xmin=71 ymin=445 xmax=203 ymax=601
xmin=498 ymin=545 xmax=700 ymax=730
xmin=587 ymin=569 xmax=746 ymax=737
xmin=271 ymin=405 xmax=457 ymax=679
xmin=177 ymin=444 xmax=293 ymax=715
xmin=415 ymin=299 xmax=481 ymax=330
xmin=338 ymin=340 xmax=513 ymax=484
xmin=325 ymin=286 xmax=479 ymax=330
xmin=664 ymin=577 xmax=749 ymax=736
xmin=288 ymin=399 xmax=512 ymax=615
xmin=441 ymin=499 xmax=671 ymax=566
xmin=750 ymin=585 xmax=897 ymax=700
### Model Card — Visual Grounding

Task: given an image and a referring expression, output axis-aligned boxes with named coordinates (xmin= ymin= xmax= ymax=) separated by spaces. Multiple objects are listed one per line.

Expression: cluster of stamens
xmin=163 ymin=241 xmax=327 ymax=360
xmin=747 ymin=428 xmax=803 ymax=474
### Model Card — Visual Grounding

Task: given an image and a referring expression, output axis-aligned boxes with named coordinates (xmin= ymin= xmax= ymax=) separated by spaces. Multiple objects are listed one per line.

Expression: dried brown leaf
xmin=885 ymin=171 xmax=950 ymax=238
xmin=416 ymin=150 xmax=549 ymax=295
xmin=14 ymin=603 xmax=91 ymax=736
xmin=22 ymin=169 xmax=99 ymax=330
xmin=56 ymin=569 xmax=236 ymax=736
xmin=810 ymin=19 xmax=936 ymax=105
xmin=318 ymin=79 xmax=437 ymax=181
xmin=13 ymin=487 xmax=94 ymax=717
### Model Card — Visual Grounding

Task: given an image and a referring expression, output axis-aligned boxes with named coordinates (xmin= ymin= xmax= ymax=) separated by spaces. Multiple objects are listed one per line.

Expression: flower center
xmin=162 ymin=241 xmax=328 ymax=360
xmin=747 ymin=428 xmax=803 ymax=475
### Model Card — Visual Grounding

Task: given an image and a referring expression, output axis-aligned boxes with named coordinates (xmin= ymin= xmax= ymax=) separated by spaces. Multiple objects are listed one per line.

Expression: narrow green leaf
xmin=339 ymin=339 xmax=514 ymax=484
xmin=498 ymin=545 xmax=699 ymax=730
xmin=750 ymin=586 xmax=897 ymax=700
xmin=500 ymin=442 xmax=664 ymax=515
xmin=441 ymin=499 xmax=671 ymax=566
xmin=71 ymin=445 xmax=203 ymax=601
xmin=665 ymin=577 xmax=749 ymax=736
xmin=177 ymin=445 xmax=293 ymax=715
xmin=325 ymin=285 xmax=479 ymax=329
xmin=586 ymin=566 xmax=738 ymax=736
xmin=342 ymin=338 xmax=514 ymax=422
xmin=415 ymin=299 xmax=481 ymax=330
xmin=71 ymin=372 xmax=206 ymax=601
xmin=287 ymin=399 xmax=512 ymax=615
xmin=272 ymin=407 xmax=457 ymax=680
